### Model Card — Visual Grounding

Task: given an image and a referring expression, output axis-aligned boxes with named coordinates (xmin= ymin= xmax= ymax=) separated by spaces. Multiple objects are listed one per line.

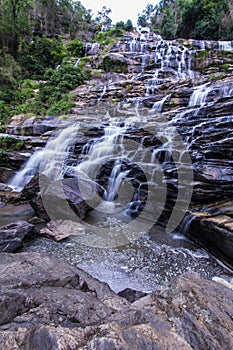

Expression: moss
xmin=102 ymin=56 xmax=128 ymax=73
xmin=195 ymin=50 xmax=208 ymax=60
xmin=210 ymin=74 xmax=225 ymax=82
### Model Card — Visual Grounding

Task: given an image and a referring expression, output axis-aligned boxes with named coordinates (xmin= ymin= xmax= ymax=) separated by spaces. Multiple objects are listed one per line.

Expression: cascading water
xmin=98 ymin=83 xmax=108 ymax=101
xmin=218 ymin=41 xmax=233 ymax=51
xmin=8 ymin=150 xmax=44 ymax=191
xmin=189 ymin=83 xmax=212 ymax=107
xmin=152 ymin=94 xmax=171 ymax=112
xmin=145 ymin=42 xmax=195 ymax=95
xmin=7 ymin=28 xmax=232 ymax=292
xmin=8 ymin=124 xmax=79 ymax=191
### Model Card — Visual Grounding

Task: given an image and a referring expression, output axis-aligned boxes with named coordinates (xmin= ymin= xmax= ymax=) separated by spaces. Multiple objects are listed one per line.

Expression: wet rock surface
xmin=0 ymin=252 xmax=232 ymax=349
xmin=0 ymin=221 xmax=36 ymax=252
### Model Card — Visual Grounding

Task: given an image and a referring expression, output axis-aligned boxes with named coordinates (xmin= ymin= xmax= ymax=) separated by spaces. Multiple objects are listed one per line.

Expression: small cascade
xmin=189 ymin=83 xmax=212 ymax=107
xmin=218 ymin=41 xmax=233 ymax=51
xmin=8 ymin=150 xmax=44 ymax=191
xmin=72 ymin=124 xmax=126 ymax=181
xmin=188 ymin=80 xmax=233 ymax=110
xmin=98 ymin=83 xmax=108 ymax=101
xmin=74 ymin=58 xmax=80 ymax=67
xmin=145 ymin=42 xmax=195 ymax=95
xmin=141 ymin=53 xmax=150 ymax=73
xmin=103 ymin=160 xmax=130 ymax=201
xmin=126 ymin=37 xmax=148 ymax=53
xmin=8 ymin=124 xmax=80 ymax=191
xmin=85 ymin=42 xmax=100 ymax=56
xmin=216 ymin=81 xmax=233 ymax=98
xmin=152 ymin=94 xmax=171 ymax=112
xmin=40 ymin=124 xmax=80 ymax=180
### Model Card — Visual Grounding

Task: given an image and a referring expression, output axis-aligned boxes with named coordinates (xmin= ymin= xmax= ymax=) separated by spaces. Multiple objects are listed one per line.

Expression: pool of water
xmin=21 ymin=212 xmax=233 ymax=293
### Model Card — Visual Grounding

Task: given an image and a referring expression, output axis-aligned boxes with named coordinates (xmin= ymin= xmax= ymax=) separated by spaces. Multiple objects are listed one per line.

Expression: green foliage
xmin=0 ymin=53 xmax=21 ymax=87
xmin=115 ymin=19 xmax=133 ymax=32
xmin=47 ymin=95 xmax=76 ymax=115
xmin=139 ymin=0 xmax=233 ymax=40
xmin=0 ymin=0 xmax=32 ymax=57
xmin=95 ymin=31 xmax=116 ymax=45
xmin=210 ymin=73 xmax=226 ymax=82
xmin=67 ymin=38 xmax=85 ymax=57
xmin=0 ymin=136 xmax=25 ymax=152
xmin=102 ymin=56 xmax=128 ymax=73
xmin=195 ymin=50 xmax=208 ymax=60
xmin=28 ymin=64 xmax=89 ymax=115
xmin=18 ymin=36 xmax=67 ymax=79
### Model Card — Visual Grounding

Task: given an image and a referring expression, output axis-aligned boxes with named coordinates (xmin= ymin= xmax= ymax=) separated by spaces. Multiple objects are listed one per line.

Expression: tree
xmin=96 ymin=6 xmax=112 ymax=31
xmin=125 ymin=19 xmax=133 ymax=31
xmin=0 ymin=0 xmax=32 ymax=57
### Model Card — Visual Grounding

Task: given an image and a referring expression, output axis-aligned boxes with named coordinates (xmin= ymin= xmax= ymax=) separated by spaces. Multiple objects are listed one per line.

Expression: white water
xmin=40 ymin=124 xmax=79 ymax=180
xmin=98 ymin=83 xmax=107 ymax=101
xmin=8 ymin=124 xmax=79 ymax=191
xmin=218 ymin=41 xmax=233 ymax=51
xmin=189 ymin=83 xmax=212 ymax=107
xmin=152 ymin=94 xmax=171 ymax=112
xmin=145 ymin=42 xmax=195 ymax=95
xmin=74 ymin=58 xmax=80 ymax=67
xmin=8 ymin=150 xmax=44 ymax=191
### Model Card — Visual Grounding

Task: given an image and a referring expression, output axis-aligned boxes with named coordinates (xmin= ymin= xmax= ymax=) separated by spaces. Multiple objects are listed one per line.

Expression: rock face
xmin=181 ymin=201 xmax=233 ymax=269
xmin=0 ymin=221 xmax=35 ymax=252
xmin=0 ymin=252 xmax=232 ymax=349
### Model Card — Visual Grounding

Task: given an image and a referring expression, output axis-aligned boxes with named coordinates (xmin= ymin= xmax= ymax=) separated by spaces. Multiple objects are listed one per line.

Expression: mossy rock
xmin=102 ymin=56 xmax=128 ymax=73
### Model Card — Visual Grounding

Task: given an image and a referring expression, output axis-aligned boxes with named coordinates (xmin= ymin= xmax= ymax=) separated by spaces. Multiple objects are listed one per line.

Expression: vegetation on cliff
xmin=0 ymin=1 xmax=133 ymax=123
xmin=138 ymin=0 xmax=233 ymax=40
xmin=0 ymin=0 xmax=233 ymax=125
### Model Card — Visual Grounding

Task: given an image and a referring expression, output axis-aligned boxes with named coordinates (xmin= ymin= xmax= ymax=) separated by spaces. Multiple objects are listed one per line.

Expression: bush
xmin=102 ymin=56 xmax=128 ymax=72
xmin=0 ymin=136 xmax=25 ymax=151
xmin=18 ymin=36 xmax=67 ymax=79
xmin=47 ymin=95 xmax=76 ymax=115
xmin=67 ymin=38 xmax=85 ymax=57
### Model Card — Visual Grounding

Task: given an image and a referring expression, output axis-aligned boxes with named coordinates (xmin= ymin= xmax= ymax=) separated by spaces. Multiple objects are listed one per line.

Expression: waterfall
xmin=188 ymin=83 xmax=212 ymax=107
xmin=103 ymin=160 xmax=130 ymax=202
xmin=145 ymin=41 xmax=195 ymax=95
xmin=141 ymin=54 xmax=150 ymax=73
xmin=40 ymin=124 xmax=79 ymax=180
xmin=98 ymin=83 xmax=108 ymax=101
xmin=218 ymin=41 xmax=233 ymax=51
xmin=85 ymin=42 xmax=100 ymax=55
xmin=8 ymin=150 xmax=44 ymax=191
xmin=152 ymin=94 xmax=171 ymax=112
xmin=72 ymin=124 xmax=125 ymax=179
xmin=8 ymin=124 xmax=79 ymax=191
xmin=74 ymin=58 xmax=80 ymax=67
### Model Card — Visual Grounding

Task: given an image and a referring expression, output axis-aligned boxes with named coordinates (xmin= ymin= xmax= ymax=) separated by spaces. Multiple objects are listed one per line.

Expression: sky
xmin=81 ymin=0 xmax=153 ymax=25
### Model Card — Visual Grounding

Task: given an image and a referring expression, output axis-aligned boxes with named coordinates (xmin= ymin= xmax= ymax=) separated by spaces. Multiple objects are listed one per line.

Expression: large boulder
xmin=0 ymin=252 xmax=232 ymax=349
xmin=24 ymin=175 xmax=92 ymax=221
xmin=0 ymin=221 xmax=36 ymax=252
